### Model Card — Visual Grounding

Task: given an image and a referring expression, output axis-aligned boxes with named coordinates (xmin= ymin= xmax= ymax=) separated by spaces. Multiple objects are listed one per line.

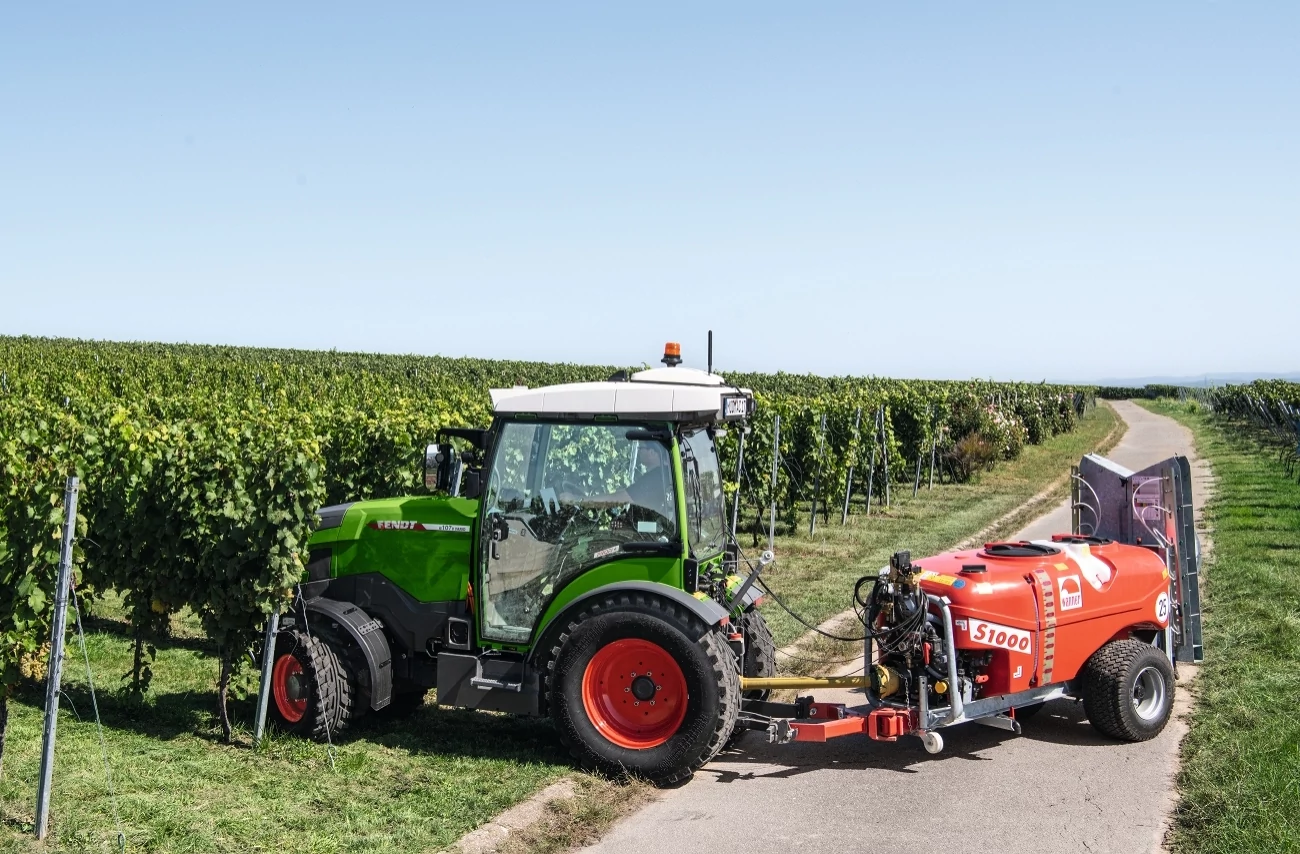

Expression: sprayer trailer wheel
xmin=268 ymin=629 xmax=346 ymax=741
xmin=1082 ymin=639 xmax=1175 ymax=742
xmin=546 ymin=593 xmax=740 ymax=785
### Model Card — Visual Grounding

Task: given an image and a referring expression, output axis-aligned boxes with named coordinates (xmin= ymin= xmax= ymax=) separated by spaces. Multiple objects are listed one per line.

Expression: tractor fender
xmin=303 ymin=597 xmax=394 ymax=711
xmin=530 ymin=580 xmax=730 ymax=667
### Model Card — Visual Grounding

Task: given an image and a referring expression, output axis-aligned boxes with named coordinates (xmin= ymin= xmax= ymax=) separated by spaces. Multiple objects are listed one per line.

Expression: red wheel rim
xmin=272 ymin=654 xmax=307 ymax=723
xmin=581 ymin=638 xmax=688 ymax=749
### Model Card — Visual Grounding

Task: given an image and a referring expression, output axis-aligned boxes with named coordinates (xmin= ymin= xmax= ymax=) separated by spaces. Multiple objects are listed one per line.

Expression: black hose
xmin=755 ymin=578 xmax=866 ymax=643
xmin=728 ymin=536 xmax=868 ymax=643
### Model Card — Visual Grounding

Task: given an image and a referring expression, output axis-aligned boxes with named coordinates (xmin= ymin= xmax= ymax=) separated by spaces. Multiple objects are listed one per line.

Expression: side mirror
xmin=425 ymin=444 xmax=463 ymax=495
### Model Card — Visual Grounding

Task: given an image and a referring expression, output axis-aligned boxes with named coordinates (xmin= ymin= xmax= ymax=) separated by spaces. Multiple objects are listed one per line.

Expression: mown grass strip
xmin=1138 ymin=400 xmax=1300 ymax=854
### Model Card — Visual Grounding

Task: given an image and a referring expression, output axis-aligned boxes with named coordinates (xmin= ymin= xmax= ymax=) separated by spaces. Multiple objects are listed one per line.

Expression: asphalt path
xmin=582 ymin=401 xmax=1209 ymax=854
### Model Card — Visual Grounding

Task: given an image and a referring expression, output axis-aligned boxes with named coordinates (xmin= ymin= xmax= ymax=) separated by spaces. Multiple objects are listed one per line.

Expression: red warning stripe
xmin=1033 ymin=568 xmax=1057 ymax=684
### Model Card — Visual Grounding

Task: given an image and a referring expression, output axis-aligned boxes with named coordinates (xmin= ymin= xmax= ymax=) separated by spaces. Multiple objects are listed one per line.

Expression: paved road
xmin=582 ymin=401 xmax=1210 ymax=854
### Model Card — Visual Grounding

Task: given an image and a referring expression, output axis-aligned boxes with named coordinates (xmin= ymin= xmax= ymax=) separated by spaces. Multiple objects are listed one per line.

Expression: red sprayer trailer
xmin=737 ymin=453 xmax=1203 ymax=753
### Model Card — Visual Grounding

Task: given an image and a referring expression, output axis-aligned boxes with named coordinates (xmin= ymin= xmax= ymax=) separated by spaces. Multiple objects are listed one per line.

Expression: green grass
xmin=0 ymin=404 xmax=1119 ymax=853
xmin=1137 ymin=400 xmax=1300 ymax=854
xmin=1 ymin=594 xmax=570 ymax=853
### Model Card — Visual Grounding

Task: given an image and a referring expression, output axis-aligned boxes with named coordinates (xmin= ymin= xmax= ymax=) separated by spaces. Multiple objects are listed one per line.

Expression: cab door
xmin=475 ymin=421 xmax=682 ymax=644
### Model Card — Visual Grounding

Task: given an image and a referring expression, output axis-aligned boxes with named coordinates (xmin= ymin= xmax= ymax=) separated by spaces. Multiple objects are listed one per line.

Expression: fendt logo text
xmin=367 ymin=521 xmax=471 ymax=533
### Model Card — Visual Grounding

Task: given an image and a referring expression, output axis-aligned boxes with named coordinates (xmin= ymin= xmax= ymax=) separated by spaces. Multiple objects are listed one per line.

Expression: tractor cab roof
xmin=489 ymin=364 xmax=754 ymax=423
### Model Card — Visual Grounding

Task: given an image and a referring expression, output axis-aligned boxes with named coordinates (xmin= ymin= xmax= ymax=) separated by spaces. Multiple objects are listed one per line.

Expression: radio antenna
xmin=707 ymin=330 xmax=713 ymax=375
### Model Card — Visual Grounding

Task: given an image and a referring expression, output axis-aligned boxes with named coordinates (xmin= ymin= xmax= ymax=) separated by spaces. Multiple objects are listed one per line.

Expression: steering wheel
xmin=557 ymin=479 xmax=584 ymax=502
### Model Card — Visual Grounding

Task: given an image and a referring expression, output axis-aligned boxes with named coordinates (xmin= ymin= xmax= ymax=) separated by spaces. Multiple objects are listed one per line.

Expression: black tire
xmin=328 ymin=639 xmax=369 ymax=734
xmin=267 ymin=629 xmax=345 ymax=741
xmin=546 ymin=592 xmax=740 ymax=786
xmin=1014 ymin=702 xmax=1045 ymax=721
xmin=1082 ymin=639 xmax=1175 ymax=741
xmin=741 ymin=608 xmax=777 ymax=701
xmin=723 ymin=607 xmax=777 ymax=750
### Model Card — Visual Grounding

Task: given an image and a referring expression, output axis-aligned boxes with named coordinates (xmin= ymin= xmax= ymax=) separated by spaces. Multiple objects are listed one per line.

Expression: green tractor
xmin=266 ymin=344 xmax=776 ymax=784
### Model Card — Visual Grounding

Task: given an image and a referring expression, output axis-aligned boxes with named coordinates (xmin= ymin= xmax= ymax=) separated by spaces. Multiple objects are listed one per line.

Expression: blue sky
xmin=2 ymin=3 xmax=1296 ymax=381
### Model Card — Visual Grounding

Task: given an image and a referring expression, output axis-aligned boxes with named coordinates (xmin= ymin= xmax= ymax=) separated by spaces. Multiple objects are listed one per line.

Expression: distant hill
xmin=1088 ymin=372 xmax=1300 ymax=388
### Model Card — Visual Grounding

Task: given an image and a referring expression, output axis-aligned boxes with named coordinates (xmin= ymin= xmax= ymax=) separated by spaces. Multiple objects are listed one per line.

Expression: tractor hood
xmin=308 ymin=495 xmax=480 ymax=604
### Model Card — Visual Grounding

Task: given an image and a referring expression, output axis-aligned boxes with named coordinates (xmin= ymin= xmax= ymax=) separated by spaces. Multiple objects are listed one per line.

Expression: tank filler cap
xmin=1050 ymin=533 xmax=1114 ymax=546
xmin=980 ymin=542 xmax=1062 ymax=558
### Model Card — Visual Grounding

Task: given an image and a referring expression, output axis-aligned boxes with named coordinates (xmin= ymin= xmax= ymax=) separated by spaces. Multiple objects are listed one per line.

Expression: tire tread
xmin=271 ymin=629 xmax=345 ymax=741
xmin=545 ymin=592 xmax=739 ymax=785
xmin=1082 ymin=638 xmax=1174 ymax=742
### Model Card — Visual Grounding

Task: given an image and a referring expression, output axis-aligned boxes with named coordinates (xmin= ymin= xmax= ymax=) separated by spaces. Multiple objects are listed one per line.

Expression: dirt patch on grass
xmin=490 ymin=775 xmax=656 ymax=854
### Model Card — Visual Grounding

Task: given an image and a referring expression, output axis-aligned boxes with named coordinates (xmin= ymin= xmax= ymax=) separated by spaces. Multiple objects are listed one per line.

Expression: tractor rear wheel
xmin=268 ymin=629 xmax=345 ymax=741
xmin=546 ymin=593 xmax=740 ymax=786
xmin=1082 ymin=639 xmax=1175 ymax=741
xmin=725 ymin=607 xmax=777 ymax=749
xmin=741 ymin=607 xmax=777 ymax=701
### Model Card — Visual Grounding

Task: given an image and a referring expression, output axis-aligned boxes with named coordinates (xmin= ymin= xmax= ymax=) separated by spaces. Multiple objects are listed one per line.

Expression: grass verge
xmin=1137 ymin=400 xmax=1300 ymax=854
xmin=495 ymin=776 xmax=654 ymax=854
xmin=0 ymin=404 xmax=1119 ymax=854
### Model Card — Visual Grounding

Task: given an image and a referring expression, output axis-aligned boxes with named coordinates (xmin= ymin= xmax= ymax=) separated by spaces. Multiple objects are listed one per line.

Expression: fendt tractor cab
xmin=268 ymin=344 xmax=774 ymax=784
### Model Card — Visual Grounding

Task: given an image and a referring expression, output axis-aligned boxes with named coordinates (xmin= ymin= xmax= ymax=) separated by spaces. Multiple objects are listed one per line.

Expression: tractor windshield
xmin=681 ymin=428 xmax=727 ymax=559
xmin=478 ymin=421 xmax=680 ymax=643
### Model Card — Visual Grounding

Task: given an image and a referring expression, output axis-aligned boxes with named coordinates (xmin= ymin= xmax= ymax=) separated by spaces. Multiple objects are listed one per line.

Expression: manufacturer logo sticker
xmin=1058 ymin=575 xmax=1084 ymax=611
xmin=367 ymin=521 xmax=471 ymax=533
xmin=919 ymin=570 xmax=967 ymax=589
xmin=1155 ymin=592 xmax=1171 ymax=625
xmin=968 ymin=619 xmax=1032 ymax=653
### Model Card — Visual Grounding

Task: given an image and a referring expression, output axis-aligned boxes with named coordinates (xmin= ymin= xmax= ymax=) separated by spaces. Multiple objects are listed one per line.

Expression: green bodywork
xmin=532 ymin=555 xmax=683 ymax=641
xmin=310 ymin=496 xmax=478 ymax=603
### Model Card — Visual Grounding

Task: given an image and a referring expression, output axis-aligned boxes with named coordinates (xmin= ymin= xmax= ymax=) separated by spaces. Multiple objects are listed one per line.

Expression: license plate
xmin=723 ymin=396 xmax=748 ymax=418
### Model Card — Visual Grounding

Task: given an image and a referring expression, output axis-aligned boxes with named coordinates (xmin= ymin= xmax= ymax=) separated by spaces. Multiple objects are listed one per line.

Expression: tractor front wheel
xmin=268 ymin=629 xmax=345 ymax=741
xmin=547 ymin=594 xmax=739 ymax=786
xmin=1082 ymin=639 xmax=1175 ymax=741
